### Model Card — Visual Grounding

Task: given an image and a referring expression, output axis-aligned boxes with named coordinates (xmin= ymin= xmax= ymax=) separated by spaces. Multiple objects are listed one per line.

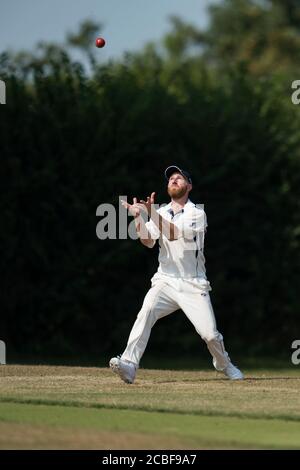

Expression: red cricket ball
xmin=95 ymin=37 xmax=106 ymax=48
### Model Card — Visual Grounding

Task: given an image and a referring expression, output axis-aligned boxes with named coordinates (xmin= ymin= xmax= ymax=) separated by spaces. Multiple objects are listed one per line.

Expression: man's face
xmin=167 ymin=172 xmax=191 ymax=199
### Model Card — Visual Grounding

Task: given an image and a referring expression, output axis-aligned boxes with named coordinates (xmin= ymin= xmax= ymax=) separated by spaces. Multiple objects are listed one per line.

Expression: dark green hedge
xmin=1 ymin=47 xmax=299 ymax=361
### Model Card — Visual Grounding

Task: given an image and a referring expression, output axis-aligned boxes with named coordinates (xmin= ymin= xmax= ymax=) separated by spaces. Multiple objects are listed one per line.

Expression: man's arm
xmin=137 ymin=193 xmax=180 ymax=241
xmin=149 ymin=207 xmax=179 ymax=241
xmin=121 ymin=198 xmax=156 ymax=248
xmin=138 ymin=194 xmax=206 ymax=242
xmin=134 ymin=214 xmax=156 ymax=248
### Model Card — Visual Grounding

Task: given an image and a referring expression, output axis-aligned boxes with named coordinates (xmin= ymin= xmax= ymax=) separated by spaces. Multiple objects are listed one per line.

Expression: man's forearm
xmin=150 ymin=208 xmax=179 ymax=241
xmin=134 ymin=215 xmax=155 ymax=248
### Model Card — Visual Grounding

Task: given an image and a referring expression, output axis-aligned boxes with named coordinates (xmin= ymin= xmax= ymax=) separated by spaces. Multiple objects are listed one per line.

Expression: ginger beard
xmin=167 ymin=182 xmax=189 ymax=199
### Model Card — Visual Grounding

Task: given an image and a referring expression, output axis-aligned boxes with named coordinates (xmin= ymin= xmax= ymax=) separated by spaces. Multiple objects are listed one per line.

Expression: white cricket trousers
xmin=121 ymin=274 xmax=231 ymax=370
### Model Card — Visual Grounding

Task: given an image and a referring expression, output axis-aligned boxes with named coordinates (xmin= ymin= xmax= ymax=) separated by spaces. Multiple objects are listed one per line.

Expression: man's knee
xmin=202 ymin=331 xmax=223 ymax=344
xmin=138 ymin=286 xmax=162 ymax=318
xmin=137 ymin=299 xmax=159 ymax=324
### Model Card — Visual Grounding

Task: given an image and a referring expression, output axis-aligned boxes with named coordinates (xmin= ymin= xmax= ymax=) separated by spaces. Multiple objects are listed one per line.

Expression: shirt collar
xmin=166 ymin=199 xmax=194 ymax=214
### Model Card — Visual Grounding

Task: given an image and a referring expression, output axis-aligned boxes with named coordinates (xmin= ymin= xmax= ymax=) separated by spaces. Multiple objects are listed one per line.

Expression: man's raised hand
xmin=121 ymin=193 xmax=156 ymax=218
xmin=121 ymin=197 xmax=141 ymax=218
xmin=140 ymin=192 xmax=156 ymax=216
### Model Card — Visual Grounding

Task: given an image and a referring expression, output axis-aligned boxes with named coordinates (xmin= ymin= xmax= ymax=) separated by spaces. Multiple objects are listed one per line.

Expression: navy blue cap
xmin=164 ymin=166 xmax=192 ymax=184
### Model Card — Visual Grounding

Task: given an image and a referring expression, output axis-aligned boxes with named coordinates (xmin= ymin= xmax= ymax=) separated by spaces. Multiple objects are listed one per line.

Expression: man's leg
xmin=121 ymin=281 xmax=179 ymax=365
xmin=178 ymin=288 xmax=243 ymax=378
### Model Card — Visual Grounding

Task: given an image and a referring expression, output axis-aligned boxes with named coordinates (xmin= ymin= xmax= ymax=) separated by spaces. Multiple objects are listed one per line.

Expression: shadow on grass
xmin=7 ymin=353 xmax=297 ymax=372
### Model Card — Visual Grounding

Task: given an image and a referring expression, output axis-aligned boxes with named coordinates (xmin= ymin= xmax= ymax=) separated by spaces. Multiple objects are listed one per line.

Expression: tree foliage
xmin=200 ymin=0 xmax=300 ymax=75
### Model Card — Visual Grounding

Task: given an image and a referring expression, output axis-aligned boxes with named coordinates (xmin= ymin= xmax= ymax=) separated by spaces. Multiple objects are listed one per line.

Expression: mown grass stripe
xmin=0 ymin=395 xmax=299 ymax=423
xmin=1 ymin=401 xmax=300 ymax=450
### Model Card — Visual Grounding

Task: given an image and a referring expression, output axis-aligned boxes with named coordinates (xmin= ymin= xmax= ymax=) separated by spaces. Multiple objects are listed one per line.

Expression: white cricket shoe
xmin=222 ymin=363 xmax=244 ymax=380
xmin=109 ymin=356 xmax=137 ymax=384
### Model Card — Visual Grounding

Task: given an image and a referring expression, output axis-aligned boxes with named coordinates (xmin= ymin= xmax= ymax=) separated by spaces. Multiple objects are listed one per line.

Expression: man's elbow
xmin=140 ymin=239 xmax=155 ymax=248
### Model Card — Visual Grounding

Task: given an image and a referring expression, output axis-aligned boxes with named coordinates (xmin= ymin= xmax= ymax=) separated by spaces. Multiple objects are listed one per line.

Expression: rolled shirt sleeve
xmin=145 ymin=219 xmax=161 ymax=240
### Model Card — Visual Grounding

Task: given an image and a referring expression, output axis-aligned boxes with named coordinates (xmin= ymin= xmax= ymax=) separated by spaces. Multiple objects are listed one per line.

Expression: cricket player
xmin=110 ymin=166 xmax=243 ymax=383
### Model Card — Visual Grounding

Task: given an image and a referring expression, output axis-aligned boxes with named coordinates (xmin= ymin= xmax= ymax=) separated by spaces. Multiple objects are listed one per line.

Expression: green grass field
xmin=0 ymin=364 xmax=299 ymax=449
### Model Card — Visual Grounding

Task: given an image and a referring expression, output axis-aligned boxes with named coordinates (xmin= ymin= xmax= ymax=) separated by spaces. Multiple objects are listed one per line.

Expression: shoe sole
xmin=109 ymin=362 xmax=134 ymax=384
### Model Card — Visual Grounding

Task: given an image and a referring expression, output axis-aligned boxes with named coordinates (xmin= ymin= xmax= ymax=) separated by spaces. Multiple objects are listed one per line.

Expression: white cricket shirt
xmin=145 ymin=199 xmax=208 ymax=280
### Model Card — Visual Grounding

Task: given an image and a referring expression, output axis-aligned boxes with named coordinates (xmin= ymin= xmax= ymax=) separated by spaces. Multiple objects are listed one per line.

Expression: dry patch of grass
xmin=0 ymin=365 xmax=300 ymax=449
xmin=0 ymin=365 xmax=299 ymax=420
